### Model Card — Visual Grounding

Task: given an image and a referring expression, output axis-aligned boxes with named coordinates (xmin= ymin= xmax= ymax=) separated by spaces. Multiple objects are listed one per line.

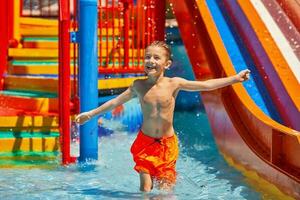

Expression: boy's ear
xmin=165 ymin=60 xmax=172 ymax=69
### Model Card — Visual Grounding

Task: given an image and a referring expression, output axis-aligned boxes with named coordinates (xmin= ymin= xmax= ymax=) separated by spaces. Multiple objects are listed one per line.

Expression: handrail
xmin=58 ymin=0 xmax=75 ymax=165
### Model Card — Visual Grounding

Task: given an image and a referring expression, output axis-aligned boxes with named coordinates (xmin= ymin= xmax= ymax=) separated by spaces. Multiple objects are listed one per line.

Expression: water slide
xmin=170 ymin=0 xmax=300 ymax=198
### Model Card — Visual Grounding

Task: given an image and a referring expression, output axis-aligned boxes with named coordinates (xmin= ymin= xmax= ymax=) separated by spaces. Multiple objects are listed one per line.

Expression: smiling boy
xmin=75 ymin=41 xmax=250 ymax=192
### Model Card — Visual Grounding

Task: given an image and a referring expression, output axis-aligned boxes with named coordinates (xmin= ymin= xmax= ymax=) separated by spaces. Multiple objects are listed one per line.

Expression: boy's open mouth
xmin=146 ymin=65 xmax=156 ymax=70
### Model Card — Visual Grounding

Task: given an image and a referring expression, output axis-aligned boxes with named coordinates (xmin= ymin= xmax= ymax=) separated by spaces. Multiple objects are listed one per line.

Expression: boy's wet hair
xmin=147 ymin=41 xmax=172 ymax=61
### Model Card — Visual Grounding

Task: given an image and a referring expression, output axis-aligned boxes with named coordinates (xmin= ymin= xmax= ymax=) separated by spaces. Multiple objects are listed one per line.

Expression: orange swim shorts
xmin=130 ymin=130 xmax=179 ymax=183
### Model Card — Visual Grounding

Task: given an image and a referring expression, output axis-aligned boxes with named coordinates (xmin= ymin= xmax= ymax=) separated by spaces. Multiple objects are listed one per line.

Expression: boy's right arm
xmin=75 ymin=84 xmax=137 ymax=124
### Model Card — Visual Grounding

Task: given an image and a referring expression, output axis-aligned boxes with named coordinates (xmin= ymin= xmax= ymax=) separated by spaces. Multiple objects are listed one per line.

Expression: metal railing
xmin=97 ymin=0 xmax=155 ymax=73
xmin=20 ymin=0 xmax=59 ymax=17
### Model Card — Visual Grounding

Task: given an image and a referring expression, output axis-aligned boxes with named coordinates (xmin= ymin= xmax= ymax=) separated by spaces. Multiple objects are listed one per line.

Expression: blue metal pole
xmin=78 ymin=0 xmax=98 ymax=162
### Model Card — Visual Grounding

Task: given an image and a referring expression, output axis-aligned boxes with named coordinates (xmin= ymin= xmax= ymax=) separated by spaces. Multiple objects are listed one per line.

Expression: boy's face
xmin=144 ymin=46 xmax=171 ymax=77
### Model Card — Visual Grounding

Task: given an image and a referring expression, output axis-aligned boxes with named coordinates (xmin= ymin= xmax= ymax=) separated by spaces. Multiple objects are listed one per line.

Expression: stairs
xmin=0 ymin=15 xmax=145 ymax=157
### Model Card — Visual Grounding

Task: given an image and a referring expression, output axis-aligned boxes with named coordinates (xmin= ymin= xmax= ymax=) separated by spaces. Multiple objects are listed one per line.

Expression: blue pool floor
xmin=0 ymin=109 xmax=286 ymax=200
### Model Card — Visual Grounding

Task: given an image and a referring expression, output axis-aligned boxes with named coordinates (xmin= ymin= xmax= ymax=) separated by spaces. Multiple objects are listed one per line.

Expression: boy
xmin=75 ymin=41 xmax=250 ymax=192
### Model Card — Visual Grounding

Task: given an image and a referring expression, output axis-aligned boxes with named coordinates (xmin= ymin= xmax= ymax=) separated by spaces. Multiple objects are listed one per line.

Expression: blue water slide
xmin=206 ymin=0 xmax=282 ymax=123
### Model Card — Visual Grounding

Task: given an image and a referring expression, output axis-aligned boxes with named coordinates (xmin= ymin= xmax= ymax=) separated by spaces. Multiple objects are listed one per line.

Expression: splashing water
xmin=0 ymin=109 xmax=286 ymax=199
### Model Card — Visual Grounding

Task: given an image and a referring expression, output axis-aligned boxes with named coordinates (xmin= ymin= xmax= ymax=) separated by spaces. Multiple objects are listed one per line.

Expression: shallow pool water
xmin=0 ymin=109 xmax=284 ymax=200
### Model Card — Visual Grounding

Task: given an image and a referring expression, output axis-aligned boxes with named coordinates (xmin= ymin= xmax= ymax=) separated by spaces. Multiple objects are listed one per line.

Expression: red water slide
xmin=170 ymin=0 xmax=300 ymax=198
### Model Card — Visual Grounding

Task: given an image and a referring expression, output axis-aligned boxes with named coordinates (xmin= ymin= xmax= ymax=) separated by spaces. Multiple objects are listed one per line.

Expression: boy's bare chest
xmin=139 ymin=86 xmax=174 ymax=107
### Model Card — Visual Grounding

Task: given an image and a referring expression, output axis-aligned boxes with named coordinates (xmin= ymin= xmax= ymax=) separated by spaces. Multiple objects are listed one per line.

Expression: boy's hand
xmin=75 ymin=112 xmax=92 ymax=125
xmin=236 ymin=69 xmax=250 ymax=82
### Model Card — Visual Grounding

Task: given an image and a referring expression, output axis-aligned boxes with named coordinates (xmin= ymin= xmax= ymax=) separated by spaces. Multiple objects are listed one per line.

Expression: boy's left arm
xmin=178 ymin=69 xmax=250 ymax=92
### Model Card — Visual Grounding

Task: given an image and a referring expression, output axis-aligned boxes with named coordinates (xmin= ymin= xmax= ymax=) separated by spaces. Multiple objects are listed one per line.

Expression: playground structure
xmin=0 ymin=0 xmax=300 ymax=198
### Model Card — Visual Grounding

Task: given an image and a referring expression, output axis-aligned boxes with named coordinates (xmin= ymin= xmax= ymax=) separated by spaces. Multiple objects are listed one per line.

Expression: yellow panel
xmin=9 ymin=48 xmax=59 ymax=58
xmin=22 ymin=40 xmax=116 ymax=49
xmin=9 ymin=65 xmax=74 ymax=75
xmin=20 ymin=17 xmax=123 ymax=27
xmin=0 ymin=138 xmax=60 ymax=152
xmin=20 ymin=26 xmax=131 ymax=37
xmin=0 ymin=116 xmax=59 ymax=128
xmin=4 ymin=75 xmax=146 ymax=92
xmin=9 ymin=48 xmax=143 ymax=58
xmin=20 ymin=26 xmax=58 ymax=36
xmin=20 ymin=17 xmax=58 ymax=26
xmin=98 ymin=77 xmax=146 ymax=89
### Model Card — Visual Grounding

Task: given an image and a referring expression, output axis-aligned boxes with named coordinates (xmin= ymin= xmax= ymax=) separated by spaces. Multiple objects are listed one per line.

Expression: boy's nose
xmin=150 ymin=57 xmax=156 ymax=63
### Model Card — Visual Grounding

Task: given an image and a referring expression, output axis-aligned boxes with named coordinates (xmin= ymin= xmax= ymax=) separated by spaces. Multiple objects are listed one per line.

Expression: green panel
xmin=0 ymin=90 xmax=57 ymax=98
xmin=0 ymin=131 xmax=60 ymax=138
xmin=22 ymin=37 xmax=58 ymax=41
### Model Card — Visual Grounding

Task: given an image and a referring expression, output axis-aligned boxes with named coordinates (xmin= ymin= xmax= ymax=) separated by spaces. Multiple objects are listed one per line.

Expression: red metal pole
xmin=59 ymin=0 xmax=75 ymax=165
xmin=72 ymin=0 xmax=79 ymax=113
xmin=146 ymin=0 xmax=150 ymax=45
xmin=105 ymin=0 xmax=109 ymax=67
xmin=130 ymin=2 xmax=134 ymax=69
xmin=141 ymin=0 xmax=145 ymax=49
xmin=118 ymin=2 xmax=121 ymax=69
xmin=20 ymin=0 xmax=23 ymax=16
xmin=71 ymin=0 xmax=80 ymax=113
xmin=152 ymin=0 xmax=165 ymax=41
xmin=112 ymin=0 xmax=116 ymax=69
xmin=7 ymin=1 xmax=16 ymax=47
xmin=0 ymin=0 xmax=12 ymax=90
xmin=99 ymin=1 xmax=103 ymax=69
xmin=136 ymin=0 xmax=141 ymax=69
xmin=123 ymin=1 xmax=130 ymax=68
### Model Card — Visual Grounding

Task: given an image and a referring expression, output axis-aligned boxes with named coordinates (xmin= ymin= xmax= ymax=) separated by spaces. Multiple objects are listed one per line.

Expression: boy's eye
xmin=145 ymin=55 xmax=151 ymax=59
xmin=154 ymin=56 xmax=160 ymax=60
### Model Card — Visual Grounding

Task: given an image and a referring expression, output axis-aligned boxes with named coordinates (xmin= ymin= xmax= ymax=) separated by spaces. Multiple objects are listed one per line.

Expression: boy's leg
xmin=139 ymin=172 xmax=153 ymax=192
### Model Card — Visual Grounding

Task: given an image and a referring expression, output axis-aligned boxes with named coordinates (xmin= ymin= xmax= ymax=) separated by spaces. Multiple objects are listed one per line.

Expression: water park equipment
xmin=0 ymin=0 xmax=159 ymax=163
xmin=169 ymin=0 xmax=300 ymax=198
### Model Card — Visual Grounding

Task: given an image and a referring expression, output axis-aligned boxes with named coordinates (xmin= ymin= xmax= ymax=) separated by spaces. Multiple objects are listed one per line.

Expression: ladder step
xmin=4 ymin=75 xmax=146 ymax=93
xmin=9 ymin=48 xmax=144 ymax=58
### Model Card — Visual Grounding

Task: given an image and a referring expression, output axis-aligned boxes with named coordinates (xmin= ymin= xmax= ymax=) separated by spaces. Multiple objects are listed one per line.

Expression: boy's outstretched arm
xmin=75 ymin=84 xmax=136 ymax=124
xmin=177 ymin=69 xmax=250 ymax=92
